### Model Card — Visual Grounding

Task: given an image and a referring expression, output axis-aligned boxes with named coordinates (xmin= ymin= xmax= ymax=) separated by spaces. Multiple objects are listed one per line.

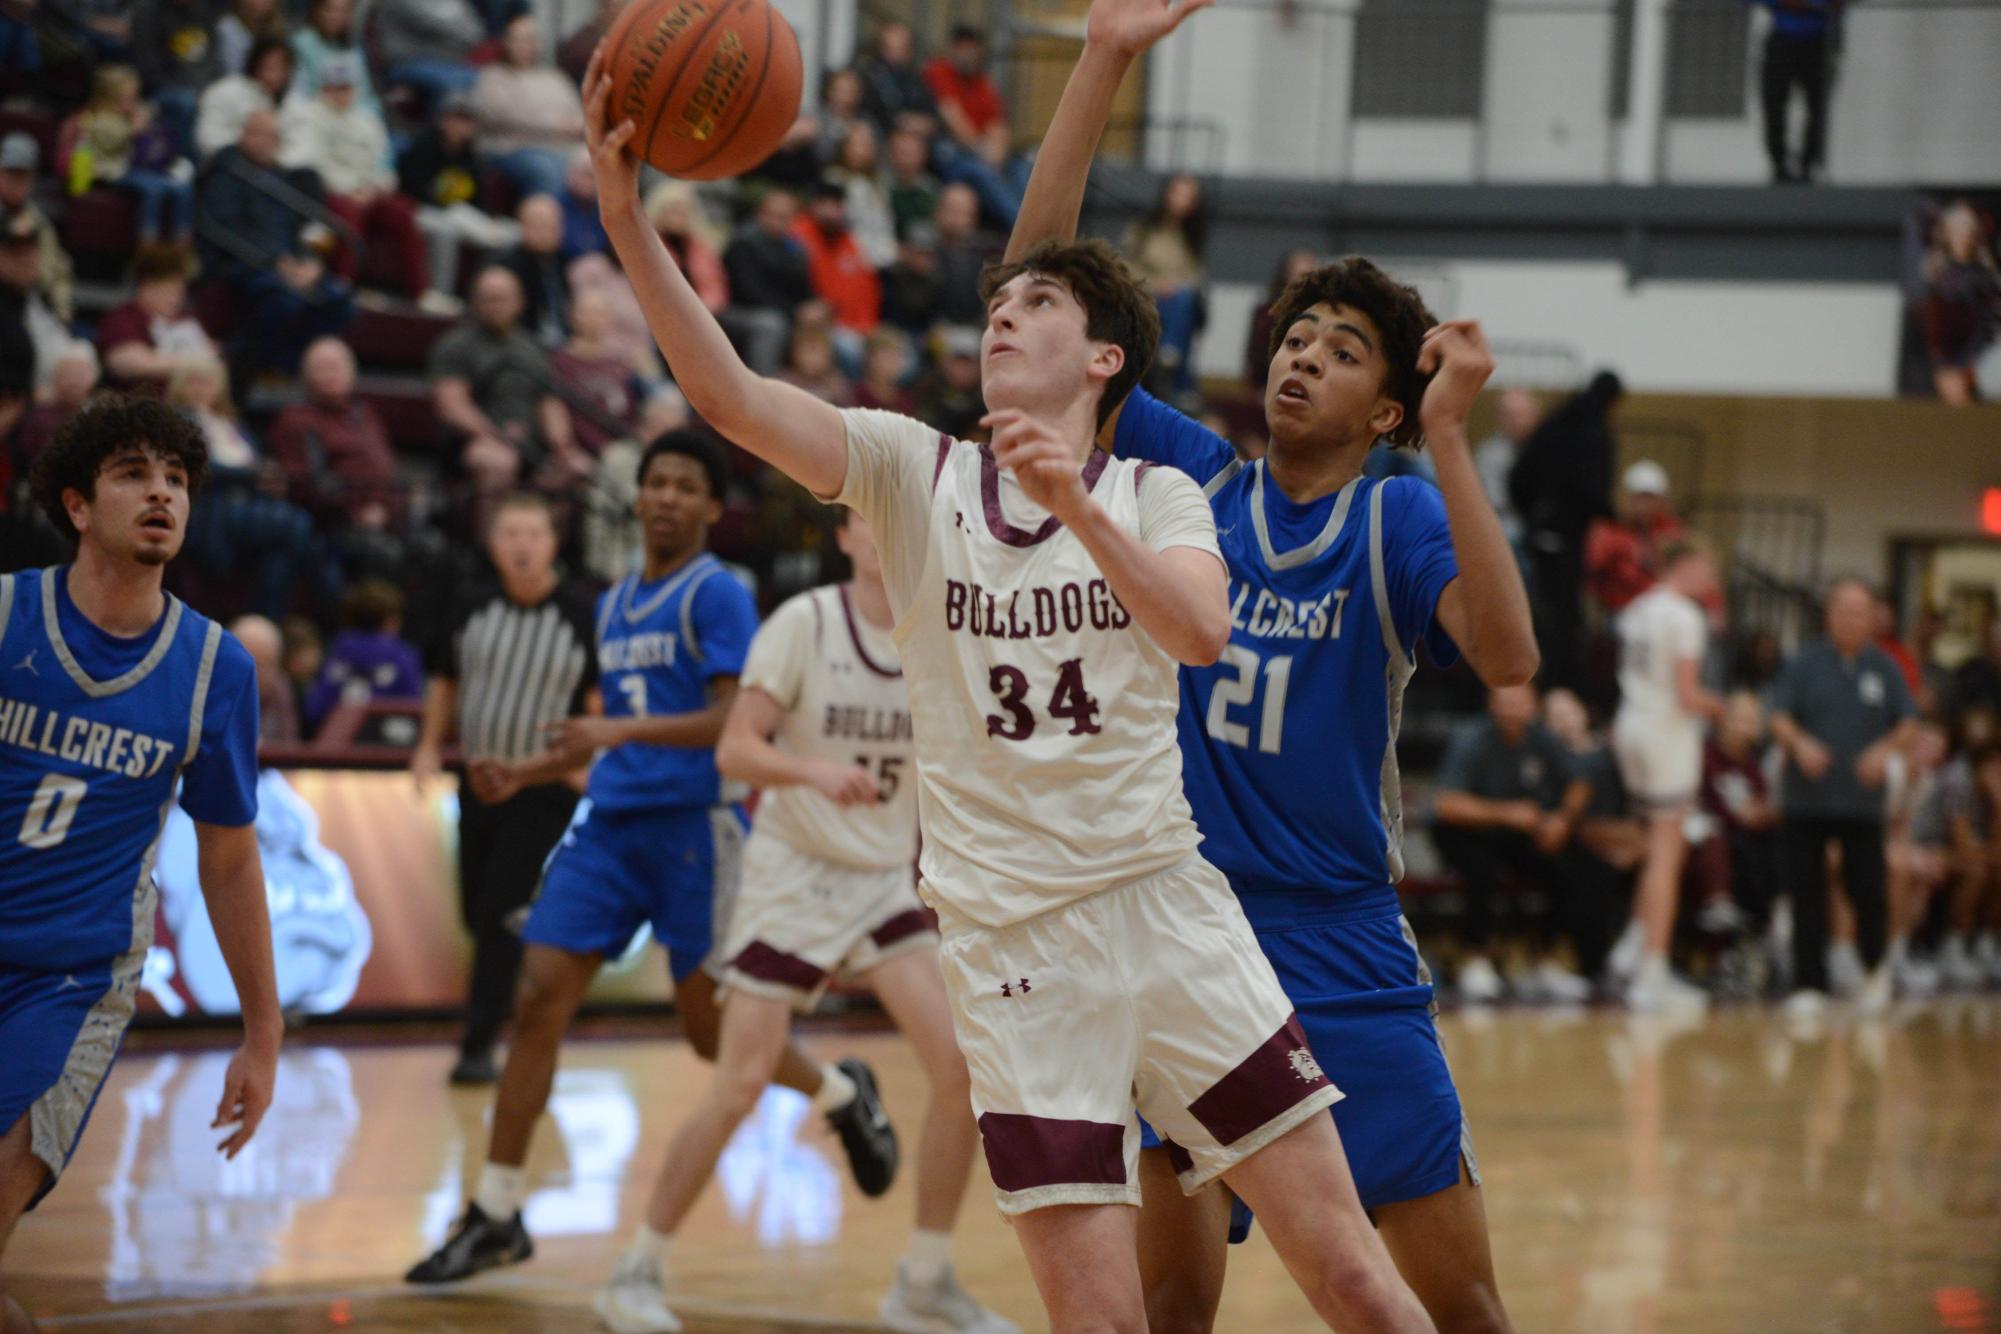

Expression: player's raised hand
xmin=1416 ymin=318 xmax=1494 ymax=442
xmin=809 ymin=759 xmax=881 ymax=806
xmin=583 ymin=41 xmax=642 ymax=216
xmin=212 ymin=1038 xmax=277 ymax=1159
xmin=1086 ymin=0 xmax=1216 ymax=58
xmin=984 ymin=409 xmax=1092 ymax=524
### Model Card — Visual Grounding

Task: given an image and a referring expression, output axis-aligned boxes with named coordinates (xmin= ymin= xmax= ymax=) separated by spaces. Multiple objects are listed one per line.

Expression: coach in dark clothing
xmin=1769 ymin=579 xmax=1917 ymax=1003
xmin=411 ymin=493 xmax=596 ymax=1084
xmin=1509 ymin=370 xmax=1620 ymax=691
xmin=1752 ymin=0 xmax=1835 ymax=183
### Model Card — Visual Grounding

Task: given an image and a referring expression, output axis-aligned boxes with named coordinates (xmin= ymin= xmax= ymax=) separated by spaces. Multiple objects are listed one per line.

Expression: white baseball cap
xmin=1622 ymin=459 xmax=1670 ymax=496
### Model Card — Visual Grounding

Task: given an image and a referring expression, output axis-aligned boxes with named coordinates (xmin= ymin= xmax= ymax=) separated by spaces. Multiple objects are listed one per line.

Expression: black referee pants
xmin=1783 ymin=814 xmax=1886 ymax=994
xmin=457 ymin=781 xmax=579 ymax=1056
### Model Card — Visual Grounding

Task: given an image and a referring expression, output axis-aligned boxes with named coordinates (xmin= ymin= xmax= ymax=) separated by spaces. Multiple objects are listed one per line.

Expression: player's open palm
xmin=1087 ymin=0 xmax=1216 ymax=57
xmin=985 ymin=410 xmax=1090 ymax=522
xmin=810 ymin=760 xmax=881 ymax=806
xmin=1416 ymin=318 xmax=1495 ymax=439
xmin=582 ymin=42 xmax=643 ymax=215
xmin=213 ymin=1041 xmax=277 ymax=1159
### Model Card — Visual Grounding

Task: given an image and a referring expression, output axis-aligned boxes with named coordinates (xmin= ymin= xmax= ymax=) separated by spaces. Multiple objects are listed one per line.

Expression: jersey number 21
xmin=1206 ymin=646 xmax=1293 ymax=755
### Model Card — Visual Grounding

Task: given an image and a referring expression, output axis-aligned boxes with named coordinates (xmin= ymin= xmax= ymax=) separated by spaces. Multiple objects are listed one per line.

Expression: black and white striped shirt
xmin=437 ymin=582 xmax=598 ymax=762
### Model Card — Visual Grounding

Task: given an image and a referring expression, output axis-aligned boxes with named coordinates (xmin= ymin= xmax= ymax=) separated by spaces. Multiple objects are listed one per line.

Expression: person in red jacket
xmin=1584 ymin=458 xmax=1685 ymax=615
xmin=789 ymin=175 xmax=880 ymax=368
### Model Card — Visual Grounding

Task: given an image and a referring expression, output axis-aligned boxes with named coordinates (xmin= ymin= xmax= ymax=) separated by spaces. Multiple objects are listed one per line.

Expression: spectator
xmin=280 ymin=52 xmax=429 ymax=303
xmin=1245 ymin=249 xmax=1318 ymax=389
xmin=550 ymin=288 xmax=641 ymax=457
xmin=1124 ymin=173 xmax=1207 ymax=396
xmin=931 ymin=182 xmax=995 ymax=326
xmin=268 ymin=336 xmax=402 ymax=539
xmin=13 ymin=341 xmax=99 ymax=470
xmin=646 ymin=181 xmax=729 ymax=314
xmin=721 ymin=187 xmax=812 ymax=374
xmin=1935 ymin=729 xmax=2001 ymax=989
xmin=132 ymin=0 xmax=223 ymax=157
xmin=814 ymin=68 xmax=869 ymax=164
xmin=283 ymin=615 xmax=326 ymax=699
xmin=229 ymin=613 xmax=303 ymax=744
xmin=1769 ymin=578 xmax=1919 ymax=1016
xmin=557 ymin=0 xmax=626 ymax=84
xmin=916 ymin=324 xmax=984 ymax=440
xmin=583 ymin=384 xmax=686 ymax=580
xmin=1873 ymin=590 xmax=1923 ymax=697
xmin=566 ymin=249 xmax=659 ymax=378
xmin=852 ymin=328 xmax=914 ymax=414
xmin=195 ymin=34 xmax=293 ymax=162
xmin=1752 ymin=0 xmax=1834 ymax=184
xmin=1695 ymin=690 xmax=1783 ymax=938
xmin=792 ymin=174 xmax=881 ymax=349
xmin=1885 ymin=720 xmax=1953 ymax=996
xmin=373 ymin=0 xmax=485 ymax=116
xmin=1431 ymin=683 xmax=1603 ymax=1003
xmin=95 ymin=241 xmax=216 ymax=393
xmin=922 ymin=23 xmax=1023 ymax=226
xmin=497 ymin=193 xmax=570 ymax=344
xmin=291 ymin=0 xmax=378 ymax=110
xmin=0 ymin=220 xmax=38 ymax=442
xmin=557 ymin=147 xmax=607 ymax=262
xmin=0 ymin=214 xmax=63 ymax=394
xmin=1511 ymin=370 xmax=1621 ymax=687
xmin=776 ymin=319 xmax=851 ymax=406
xmin=0 ymin=133 xmax=76 ymax=322
xmin=69 ymin=64 xmax=193 ymax=244
xmin=1475 ymin=387 xmax=1540 ymax=557
xmin=1585 ymin=459 xmax=1685 ymax=617
xmin=1950 ymin=621 xmax=2001 ymax=719
xmin=170 ymin=353 xmax=322 ymax=618
xmin=195 ymin=108 xmax=356 ymax=374
xmin=398 ymin=89 xmax=520 ymax=310
xmin=472 ymin=14 xmax=586 ymax=201
xmin=428 ymin=265 xmax=580 ymax=494
xmin=304 ymin=579 xmax=425 ymax=730
xmin=856 ymin=22 xmax=937 ymax=134
xmin=883 ymin=123 xmax=939 ymax=242
xmin=1916 ymin=200 xmax=2000 ymax=406
xmin=834 ymin=123 xmax=897 ymax=268
xmin=880 ymin=220 xmax=941 ymax=336
xmin=216 ymin=0 xmax=287 ymax=77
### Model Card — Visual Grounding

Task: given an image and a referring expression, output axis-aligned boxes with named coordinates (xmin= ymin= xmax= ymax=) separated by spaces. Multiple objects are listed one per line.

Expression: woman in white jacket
xmin=197 ymin=37 xmax=295 ymax=162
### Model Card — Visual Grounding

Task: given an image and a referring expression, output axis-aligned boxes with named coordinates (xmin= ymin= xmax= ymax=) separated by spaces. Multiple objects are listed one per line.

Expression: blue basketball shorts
xmin=1 ymin=950 xmax=141 ymax=1208
xmin=521 ymin=799 xmax=748 ymax=981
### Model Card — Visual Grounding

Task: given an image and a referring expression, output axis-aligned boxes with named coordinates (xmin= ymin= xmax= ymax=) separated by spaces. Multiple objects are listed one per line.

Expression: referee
xmin=413 ymin=493 xmax=598 ymax=1085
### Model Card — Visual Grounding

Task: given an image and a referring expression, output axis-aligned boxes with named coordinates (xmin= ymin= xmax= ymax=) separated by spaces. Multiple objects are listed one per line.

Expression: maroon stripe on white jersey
xmin=731 ymin=941 xmax=826 ymax=991
xmin=976 ymin=1111 xmax=1126 ymax=1191
xmin=1186 ymin=1013 xmax=1330 ymax=1147
xmin=839 ymin=584 xmax=900 ymax=679
xmin=932 ymin=433 xmax=952 ymax=491
xmin=977 ymin=446 xmax=1112 ymax=547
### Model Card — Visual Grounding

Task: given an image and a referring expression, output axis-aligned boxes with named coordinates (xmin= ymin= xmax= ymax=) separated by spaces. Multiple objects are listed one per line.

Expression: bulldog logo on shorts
xmin=1290 ymin=1048 xmax=1325 ymax=1084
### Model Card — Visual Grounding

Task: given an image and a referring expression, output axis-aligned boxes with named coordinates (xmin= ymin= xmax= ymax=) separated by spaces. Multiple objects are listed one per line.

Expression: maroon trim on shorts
xmin=977 ymin=1112 xmax=1127 ymax=1192
xmin=730 ymin=941 xmax=827 ymax=991
xmin=932 ymin=433 xmax=953 ymax=491
xmin=839 ymin=584 xmax=901 ymax=679
xmin=977 ymin=446 xmax=1111 ymax=547
xmin=1160 ymin=1136 xmax=1194 ymax=1177
xmin=869 ymin=908 xmax=932 ymax=949
xmin=1186 ymin=1012 xmax=1330 ymax=1147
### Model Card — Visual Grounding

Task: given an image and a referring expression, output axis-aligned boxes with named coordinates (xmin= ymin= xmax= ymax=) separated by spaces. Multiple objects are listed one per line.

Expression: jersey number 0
xmin=18 ymin=773 xmax=88 ymax=850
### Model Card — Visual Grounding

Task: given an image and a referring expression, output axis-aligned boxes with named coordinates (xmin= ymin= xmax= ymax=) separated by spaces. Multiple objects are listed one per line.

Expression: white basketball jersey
xmin=1616 ymin=585 xmax=1707 ymax=728
xmin=740 ymin=583 xmax=916 ymax=871
xmin=832 ymin=408 xmax=1221 ymax=928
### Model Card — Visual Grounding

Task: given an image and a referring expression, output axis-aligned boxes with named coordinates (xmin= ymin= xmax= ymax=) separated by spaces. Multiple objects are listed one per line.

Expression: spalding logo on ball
xmin=602 ymin=0 xmax=804 ymax=180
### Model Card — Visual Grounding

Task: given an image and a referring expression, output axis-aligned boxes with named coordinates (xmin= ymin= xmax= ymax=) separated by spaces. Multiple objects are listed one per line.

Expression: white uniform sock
xmin=812 ymin=1062 xmax=857 ymax=1114
xmin=903 ymin=1228 xmax=952 ymax=1286
xmin=623 ymin=1222 xmax=671 ymax=1271
xmin=1636 ymin=953 xmax=1669 ymax=988
xmin=474 ymin=1163 xmax=527 ymax=1220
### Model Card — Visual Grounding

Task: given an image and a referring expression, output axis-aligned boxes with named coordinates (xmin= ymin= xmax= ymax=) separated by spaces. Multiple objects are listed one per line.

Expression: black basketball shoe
xmin=404 ymin=1201 xmax=533 ymax=1284
xmin=824 ymin=1057 xmax=899 ymax=1197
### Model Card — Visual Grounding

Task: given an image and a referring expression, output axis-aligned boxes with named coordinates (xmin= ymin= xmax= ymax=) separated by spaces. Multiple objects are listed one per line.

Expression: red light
xmin=1985 ymin=488 xmax=2001 ymax=536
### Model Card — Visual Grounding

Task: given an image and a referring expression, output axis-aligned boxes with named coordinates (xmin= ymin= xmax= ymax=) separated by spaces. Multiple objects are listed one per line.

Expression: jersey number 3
xmin=1206 ymin=645 xmax=1293 ymax=755
xmin=19 ymin=773 xmax=87 ymax=850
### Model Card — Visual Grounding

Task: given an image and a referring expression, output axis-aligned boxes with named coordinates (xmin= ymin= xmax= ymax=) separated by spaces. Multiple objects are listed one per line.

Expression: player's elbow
xmin=715 ymin=733 xmax=751 ymax=783
xmin=1175 ymin=613 xmax=1230 ymax=668
xmin=1482 ymin=644 xmax=1540 ymax=689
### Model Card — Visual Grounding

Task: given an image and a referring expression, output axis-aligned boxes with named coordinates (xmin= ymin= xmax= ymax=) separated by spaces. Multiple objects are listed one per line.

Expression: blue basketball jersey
xmin=0 ymin=568 xmax=259 ymax=972
xmin=1115 ymin=391 xmax=1460 ymax=911
xmin=589 ymin=553 xmax=759 ymax=812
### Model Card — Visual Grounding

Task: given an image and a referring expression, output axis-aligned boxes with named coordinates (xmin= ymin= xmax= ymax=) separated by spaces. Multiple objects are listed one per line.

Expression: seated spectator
xmin=558 ymin=148 xmax=607 ymax=261
xmin=852 ymin=328 xmax=913 ymax=414
xmin=0 ymin=134 xmax=76 ymax=323
xmin=647 ymin=181 xmax=729 ymax=314
xmin=748 ymin=113 xmax=827 ymax=193
xmin=556 ymin=0 xmax=625 ymax=85
xmin=398 ymin=89 xmax=519 ymax=310
xmin=373 ymin=0 xmax=484 ymax=117
xmin=14 ymin=341 xmax=100 ymax=469
xmin=283 ymin=615 xmax=325 ymax=702
xmin=792 ymin=175 xmax=880 ymax=354
xmin=814 ymin=68 xmax=869 ymax=164
xmin=291 ymin=0 xmax=379 ymax=110
xmin=304 ymin=580 xmax=425 ymax=731
xmin=584 ymin=383 xmax=687 ymax=581
xmin=428 ymin=265 xmax=581 ymax=494
xmin=0 ymin=222 xmax=42 ymax=440
xmin=96 ymin=241 xmax=216 ymax=393
xmin=566 ymin=248 xmax=659 ymax=377
xmin=856 ymin=21 xmax=937 ymax=135
xmin=1431 ymin=683 xmax=1606 ymax=1002
xmin=881 ymin=221 xmax=940 ymax=336
xmin=1245 ymin=249 xmax=1318 ymax=389
xmin=132 ymin=0 xmax=223 ymax=158
xmin=497 ymin=193 xmax=570 ymax=344
xmin=281 ymin=53 xmax=428 ymax=302
xmin=834 ymin=122 xmax=897 ymax=268
xmin=170 ymin=353 xmax=322 ymax=618
xmin=196 ymin=35 xmax=294 ymax=162
xmin=923 ymin=25 xmax=1024 ymax=227
xmin=1124 ymin=173 xmax=1207 ymax=396
xmin=883 ymin=122 xmax=939 ymax=242
xmin=473 ymin=14 xmax=586 ymax=200
xmin=228 ymin=613 xmax=303 ymax=744
xmin=916 ymin=325 xmax=984 ymax=440
xmin=776 ymin=319 xmax=851 ymax=406
xmin=721 ymin=187 xmax=812 ymax=374
xmin=0 ymin=216 xmax=64 ymax=395
xmin=1917 ymin=199 xmax=2001 ymax=406
xmin=216 ymin=0 xmax=287 ymax=76
xmin=1936 ymin=730 xmax=2001 ymax=987
xmin=550 ymin=288 xmax=641 ymax=457
xmin=196 ymin=109 xmax=356 ymax=374
xmin=1584 ymin=459 xmax=1685 ymax=617
xmin=932 ymin=182 xmax=995 ymax=326
xmin=68 ymin=64 xmax=193 ymax=244
xmin=269 ymin=336 xmax=402 ymax=546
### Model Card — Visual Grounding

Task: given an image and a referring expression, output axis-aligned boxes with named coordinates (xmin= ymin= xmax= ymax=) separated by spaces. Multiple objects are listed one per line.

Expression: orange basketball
xmin=600 ymin=0 xmax=803 ymax=182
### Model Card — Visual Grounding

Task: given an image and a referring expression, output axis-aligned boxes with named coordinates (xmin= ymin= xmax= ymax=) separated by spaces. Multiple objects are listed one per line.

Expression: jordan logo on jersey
xmin=12 ymin=649 xmax=37 ymax=676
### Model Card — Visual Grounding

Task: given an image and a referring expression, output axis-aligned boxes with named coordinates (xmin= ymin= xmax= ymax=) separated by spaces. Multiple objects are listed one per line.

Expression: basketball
xmin=599 ymin=0 xmax=804 ymax=181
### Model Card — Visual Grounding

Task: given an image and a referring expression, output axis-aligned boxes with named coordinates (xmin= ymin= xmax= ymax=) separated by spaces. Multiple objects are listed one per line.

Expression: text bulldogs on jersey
xmin=943 ymin=578 xmax=1132 ymax=640
xmin=822 ymin=704 xmax=912 ymax=744
xmin=1229 ymin=582 xmax=1352 ymax=642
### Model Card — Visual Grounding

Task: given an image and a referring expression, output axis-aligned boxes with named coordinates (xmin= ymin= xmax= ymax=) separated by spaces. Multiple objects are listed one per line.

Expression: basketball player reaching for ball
xmin=595 ymin=509 xmax=1016 ymax=1334
xmin=1004 ymin=2 xmax=1539 ymax=1328
xmin=406 ymin=433 xmax=900 ymax=1290
xmin=1 ymin=398 xmax=280 ymax=1334
xmin=586 ymin=47 xmax=1432 ymax=1333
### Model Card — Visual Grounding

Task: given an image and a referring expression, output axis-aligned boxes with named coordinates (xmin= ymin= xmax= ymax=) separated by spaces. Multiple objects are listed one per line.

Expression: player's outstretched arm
xmin=546 ymin=679 xmax=742 ymax=758
xmin=716 ymin=687 xmax=881 ymax=805
xmin=192 ymin=820 xmax=281 ymax=1159
xmin=1004 ymin=0 xmax=1214 ymax=265
xmin=584 ymin=47 xmax=847 ymax=499
xmin=1422 ymin=320 xmax=1540 ymax=686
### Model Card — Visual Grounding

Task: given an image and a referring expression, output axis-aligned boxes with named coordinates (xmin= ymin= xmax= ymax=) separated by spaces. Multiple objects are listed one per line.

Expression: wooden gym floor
xmin=9 ymin=1000 xmax=2001 ymax=1332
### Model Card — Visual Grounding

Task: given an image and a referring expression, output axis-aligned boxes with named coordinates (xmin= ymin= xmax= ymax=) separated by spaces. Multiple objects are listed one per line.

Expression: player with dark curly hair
xmin=1006 ymin=0 xmax=1541 ymax=1329
xmin=1 ymin=395 xmax=279 ymax=1334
